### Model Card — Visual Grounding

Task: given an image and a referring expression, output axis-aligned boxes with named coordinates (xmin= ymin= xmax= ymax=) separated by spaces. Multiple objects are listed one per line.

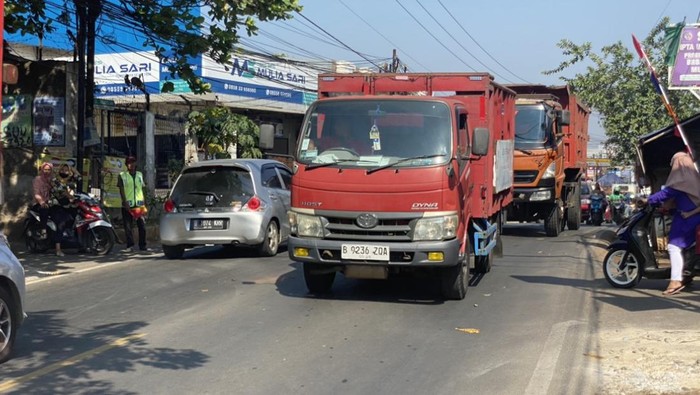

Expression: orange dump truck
xmin=506 ymin=85 xmax=589 ymax=236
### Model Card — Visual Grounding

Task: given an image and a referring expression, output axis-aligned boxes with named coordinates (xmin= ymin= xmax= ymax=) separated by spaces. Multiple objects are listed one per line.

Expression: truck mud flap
xmin=473 ymin=219 xmax=497 ymax=256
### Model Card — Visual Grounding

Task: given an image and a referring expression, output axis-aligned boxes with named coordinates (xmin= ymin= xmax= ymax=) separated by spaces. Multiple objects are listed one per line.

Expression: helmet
xmin=613 ymin=187 xmax=620 ymax=194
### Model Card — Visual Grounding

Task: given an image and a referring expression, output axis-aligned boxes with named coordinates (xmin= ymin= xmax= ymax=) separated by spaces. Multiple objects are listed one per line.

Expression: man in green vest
xmin=118 ymin=156 xmax=147 ymax=252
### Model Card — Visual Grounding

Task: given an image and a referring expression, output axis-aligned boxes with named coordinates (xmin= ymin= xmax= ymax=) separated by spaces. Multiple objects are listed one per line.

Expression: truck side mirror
xmin=472 ymin=127 xmax=489 ymax=156
xmin=259 ymin=124 xmax=275 ymax=150
xmin=558 ymin=110 xmax=570 ymax=126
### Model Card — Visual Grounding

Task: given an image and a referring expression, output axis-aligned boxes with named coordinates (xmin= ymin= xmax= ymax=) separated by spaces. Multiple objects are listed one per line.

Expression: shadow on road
xmin=4 ymin=311 xmax=209 ymax=394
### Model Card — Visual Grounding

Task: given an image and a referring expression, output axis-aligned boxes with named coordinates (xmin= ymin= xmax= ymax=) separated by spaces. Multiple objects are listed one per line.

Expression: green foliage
xmin=186 ymin=108 xmax=262 ymax=159
xmin=5 ymin=0 xmax=302 ymax=94
xmin=545 ymin=18 xmax=700 ymax=165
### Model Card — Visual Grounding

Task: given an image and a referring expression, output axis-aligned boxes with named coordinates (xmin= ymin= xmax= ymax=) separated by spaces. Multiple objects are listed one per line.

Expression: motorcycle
xmin=602 ymin=203 xmax=700 ymax=288
xmin=611 ymin=200 xmax=627 ymax=225
xmin=589 ymin=193 xmax=605 ymax=226
xmin=24 ymin=192 xmax=116 ymax=255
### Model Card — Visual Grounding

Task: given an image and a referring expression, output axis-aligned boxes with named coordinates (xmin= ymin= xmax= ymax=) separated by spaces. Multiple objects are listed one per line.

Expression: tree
xmin=186 ymin=108 xmax=262 ymax=159
xmin=545 ymin=18 xmax=700 ymax=164
xmin=4 ymin=0 xmax=302 ymax=94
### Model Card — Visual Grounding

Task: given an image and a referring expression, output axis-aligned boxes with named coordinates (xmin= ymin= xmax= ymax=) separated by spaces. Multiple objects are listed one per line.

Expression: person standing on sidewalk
xmin=118 ymin=156 xmax=147 ymax=252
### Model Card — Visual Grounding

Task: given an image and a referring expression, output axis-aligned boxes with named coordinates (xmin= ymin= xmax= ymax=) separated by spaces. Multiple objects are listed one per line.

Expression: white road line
xmin=524 ymin=320 xmax=584 ymax=395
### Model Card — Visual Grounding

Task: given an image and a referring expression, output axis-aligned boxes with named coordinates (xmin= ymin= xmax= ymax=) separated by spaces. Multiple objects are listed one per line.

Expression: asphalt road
xmin=1 ymin=223 xmax=698 ymax=394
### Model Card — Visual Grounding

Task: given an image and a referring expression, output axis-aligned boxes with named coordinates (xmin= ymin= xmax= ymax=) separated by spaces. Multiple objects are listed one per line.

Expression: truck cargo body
xmin=287 ymin=73 xmax=515 ymax=299
xmin=506 ymin=85 xmax=590 ymax=236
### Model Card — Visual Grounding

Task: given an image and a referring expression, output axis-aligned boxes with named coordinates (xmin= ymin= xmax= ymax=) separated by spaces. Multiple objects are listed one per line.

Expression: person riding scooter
xmin=647 ymin=152 xmax=700 ymax=296
xmin=609 ymin=186 xmax=627 ymax=224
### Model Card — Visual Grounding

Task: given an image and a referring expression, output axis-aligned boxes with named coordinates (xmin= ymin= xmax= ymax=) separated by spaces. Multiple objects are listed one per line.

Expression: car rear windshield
xmin=170 ymin=166 xmax=255 ymax=208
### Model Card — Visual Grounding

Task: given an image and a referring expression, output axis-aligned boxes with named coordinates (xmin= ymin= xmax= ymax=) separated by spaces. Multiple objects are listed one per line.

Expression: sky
xmin=245 ymin=0 xmax=700 ymax=149
xmin=6 ymin=0 xmax=700 ymax=150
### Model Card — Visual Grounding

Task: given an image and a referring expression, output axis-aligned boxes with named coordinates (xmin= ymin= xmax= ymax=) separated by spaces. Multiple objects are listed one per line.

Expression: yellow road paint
xmin=455 ymin=327 xmax=480 ymax=334
xmin=0 ymin=333 xmax=147 ymax=392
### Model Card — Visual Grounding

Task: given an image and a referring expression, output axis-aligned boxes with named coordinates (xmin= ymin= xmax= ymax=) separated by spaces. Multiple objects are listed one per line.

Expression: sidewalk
xmin=12 ymin=242 xmax=163 ymax=284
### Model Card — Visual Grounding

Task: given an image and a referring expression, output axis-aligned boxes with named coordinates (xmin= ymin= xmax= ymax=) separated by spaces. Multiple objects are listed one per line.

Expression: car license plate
xmin=191 ymin=219 xmax=226 ymax=230
xmin=341 ymin=244 xmax=390 ymax=261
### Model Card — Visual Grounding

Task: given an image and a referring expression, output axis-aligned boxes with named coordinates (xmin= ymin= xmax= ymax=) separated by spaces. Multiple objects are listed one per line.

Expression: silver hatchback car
xmin=160 ymin=159 xmax=292 ymax=259
xmin=0 ymin=232 xmax=26 ymax=364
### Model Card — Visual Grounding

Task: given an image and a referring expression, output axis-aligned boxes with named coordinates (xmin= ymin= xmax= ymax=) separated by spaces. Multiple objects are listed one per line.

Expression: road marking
xmin=524 ymin=320 xmax=583 ymax=395
xmin=0 ymin=333 xmax=147 ymax=392
xmin=26 ymin=259 xmax=135 ymax=285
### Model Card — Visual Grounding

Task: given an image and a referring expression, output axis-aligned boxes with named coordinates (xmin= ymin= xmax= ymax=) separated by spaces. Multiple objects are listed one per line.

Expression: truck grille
xmin=514 ymin=170 xmax=539 ymax=184
xmin=322 ymin=213 xmax=417 ymax=242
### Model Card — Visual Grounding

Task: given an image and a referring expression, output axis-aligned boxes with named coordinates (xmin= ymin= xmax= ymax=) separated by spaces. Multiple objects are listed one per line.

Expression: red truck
xmin=285 ymin=72 xmax=515 ymax=300
xmin=506 ymin=85 xmax=589 ymax=236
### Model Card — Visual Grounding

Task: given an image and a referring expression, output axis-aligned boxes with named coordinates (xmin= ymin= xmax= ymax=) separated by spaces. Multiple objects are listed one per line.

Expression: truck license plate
xmin=191 ymin=219 xmax=226 ymax=230
xmin=341 ymin=244 xmax=390 ymax=261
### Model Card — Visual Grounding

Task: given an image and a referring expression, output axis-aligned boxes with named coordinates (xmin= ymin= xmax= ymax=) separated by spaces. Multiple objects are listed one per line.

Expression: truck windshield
xmin=515 ymin=104 xmax=551 ymax=149
xmin=297 ymin=99 xmax=452 ymax=168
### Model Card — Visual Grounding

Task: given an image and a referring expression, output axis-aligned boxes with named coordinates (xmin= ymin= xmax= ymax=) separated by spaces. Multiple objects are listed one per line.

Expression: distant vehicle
xmin=160 ymin=159 xmax=292 ymax=259
xmin=0 ymin=232 xmax=26 ymax=364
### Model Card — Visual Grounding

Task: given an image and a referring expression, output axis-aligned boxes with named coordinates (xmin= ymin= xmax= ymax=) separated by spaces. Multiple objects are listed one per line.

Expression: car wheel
xmin=258 ymin=221 xmax=280 ymax=257
xmin=0 ymin=287 xmax=18 ymax=364
xmin=163 ymin=245 xmax=185 ymax=259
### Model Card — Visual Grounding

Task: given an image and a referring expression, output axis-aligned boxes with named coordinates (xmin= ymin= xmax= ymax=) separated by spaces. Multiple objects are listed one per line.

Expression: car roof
xmin=183 ymin=159 xmax=290 ymax=172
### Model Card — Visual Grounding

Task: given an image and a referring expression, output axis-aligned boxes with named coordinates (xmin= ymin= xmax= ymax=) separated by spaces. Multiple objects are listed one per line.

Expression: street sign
xmin=94 ymin=98 xmax=115 ymax=110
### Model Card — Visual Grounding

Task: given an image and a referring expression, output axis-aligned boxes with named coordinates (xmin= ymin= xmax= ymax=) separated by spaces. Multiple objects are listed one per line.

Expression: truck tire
xmin=544 ymin=204 xmax=562 ymax=237
xmin=440 ymin=240 xmax=470 ymax=300
xmin=567 ymin=187 xmax=581 ymax=230
xmin=303 ymin=262 xmax=335 ymax=294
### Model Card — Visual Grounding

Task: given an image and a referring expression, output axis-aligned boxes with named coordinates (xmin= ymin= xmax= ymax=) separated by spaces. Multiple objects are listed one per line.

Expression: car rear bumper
xmin=160 ymin=212 xmax=267 ymax=246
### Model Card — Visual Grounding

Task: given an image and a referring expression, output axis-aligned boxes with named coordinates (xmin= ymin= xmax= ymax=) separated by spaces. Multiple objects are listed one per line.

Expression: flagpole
xmin=632 ymin=34 xmax=698 ymax=172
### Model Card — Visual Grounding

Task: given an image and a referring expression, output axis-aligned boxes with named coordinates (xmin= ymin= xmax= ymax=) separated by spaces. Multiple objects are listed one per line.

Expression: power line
xmin=413 ymin=0 xmax=511 ymax=82
xmin=393 ymin=0 xmax=475 ymax=71
xmin=436 ymin=0 xmax=530 ymax=83
xmin=337 ymin=0 xmax=428 ymax=72
xmin=294 ymin=11 xmax=383 ymax=71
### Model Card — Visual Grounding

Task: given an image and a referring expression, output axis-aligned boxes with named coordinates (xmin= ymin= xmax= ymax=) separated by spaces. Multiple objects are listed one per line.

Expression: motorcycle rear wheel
xmin=25 ymin=222 xmax=50 ymax=253
xmin=86 ymin=227 xmax=115 ymax=255
xmin=603 ymin=247 xmax=643 ymax=288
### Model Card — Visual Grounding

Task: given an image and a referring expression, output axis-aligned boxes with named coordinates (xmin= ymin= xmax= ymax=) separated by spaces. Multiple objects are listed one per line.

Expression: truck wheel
xmin=303 ymin=262 xmax=335 ymax=294
xmin=440 ymin=240 xmax=470 ymax=300
xmin=567 ymin=188 xmax=582 ymax=230
xmin=544 ymin=205 xmax=562 ymax=237
xmin=163 ymin=245 xmax=185 ymax=259
xmin=0 ymin=287 xmax=18 ymax=364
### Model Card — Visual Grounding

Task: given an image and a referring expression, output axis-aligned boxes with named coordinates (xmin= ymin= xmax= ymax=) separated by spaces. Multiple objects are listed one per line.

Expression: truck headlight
xmin=289 ymin=211 xmax=324 ymax=238
xmin=541 ymin=163 xmax=556 ymax=179
xmin=413 ymin=215 xmax=458 ymax=241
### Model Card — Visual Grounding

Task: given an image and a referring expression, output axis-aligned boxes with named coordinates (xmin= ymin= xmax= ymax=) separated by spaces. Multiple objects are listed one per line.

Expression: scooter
xmin=589 ymin=193 xmax=605 ymax=226
xmin=25 ymin=192 xmax=116 ymax=255
xmin=602 ymin=203 xmax=700 ymax=288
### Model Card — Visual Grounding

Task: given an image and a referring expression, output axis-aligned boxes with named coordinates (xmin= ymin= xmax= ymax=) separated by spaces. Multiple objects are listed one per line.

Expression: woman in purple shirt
xmin=647 ymin=152 xmax=700 ymax=295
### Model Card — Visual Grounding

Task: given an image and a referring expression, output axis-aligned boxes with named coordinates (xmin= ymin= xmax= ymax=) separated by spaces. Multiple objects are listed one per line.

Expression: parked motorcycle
xmin=589 ymin=193 xmax=605 ymax=226
xmin=602 ymin=203 xmax=700 ymax=288
xmin=24 ymin=192 xmax=115 ymax=255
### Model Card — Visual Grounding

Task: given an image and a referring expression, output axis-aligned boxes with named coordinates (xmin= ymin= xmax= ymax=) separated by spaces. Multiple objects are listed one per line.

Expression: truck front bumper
xmin=288 ymin=237 xmax=461 ymax=267
xmin=512 ymin=186 xmax=556 ymax=204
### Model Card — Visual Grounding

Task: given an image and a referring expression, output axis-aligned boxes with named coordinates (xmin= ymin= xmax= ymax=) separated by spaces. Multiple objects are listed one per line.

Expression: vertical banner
xmin=33 ymin=96 xmax=66 ymax=146
xmin=2 ymin=94 xmax=33 ymax=148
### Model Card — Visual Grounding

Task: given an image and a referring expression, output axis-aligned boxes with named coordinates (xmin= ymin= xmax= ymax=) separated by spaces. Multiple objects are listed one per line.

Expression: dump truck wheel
xmin=544 ymin=204 xmax=562 ymax=237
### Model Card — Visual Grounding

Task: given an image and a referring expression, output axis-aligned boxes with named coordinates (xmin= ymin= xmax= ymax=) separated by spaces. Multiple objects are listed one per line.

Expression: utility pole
xmin=75 ymin=0 xmax=87 ymax=192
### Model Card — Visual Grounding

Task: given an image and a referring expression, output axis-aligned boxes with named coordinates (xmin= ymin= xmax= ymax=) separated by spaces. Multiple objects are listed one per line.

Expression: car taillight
xmin=164 ymin=199 xmax=176 ymax=213
xmin=244 ymin=196 xmax=262 ymax=211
